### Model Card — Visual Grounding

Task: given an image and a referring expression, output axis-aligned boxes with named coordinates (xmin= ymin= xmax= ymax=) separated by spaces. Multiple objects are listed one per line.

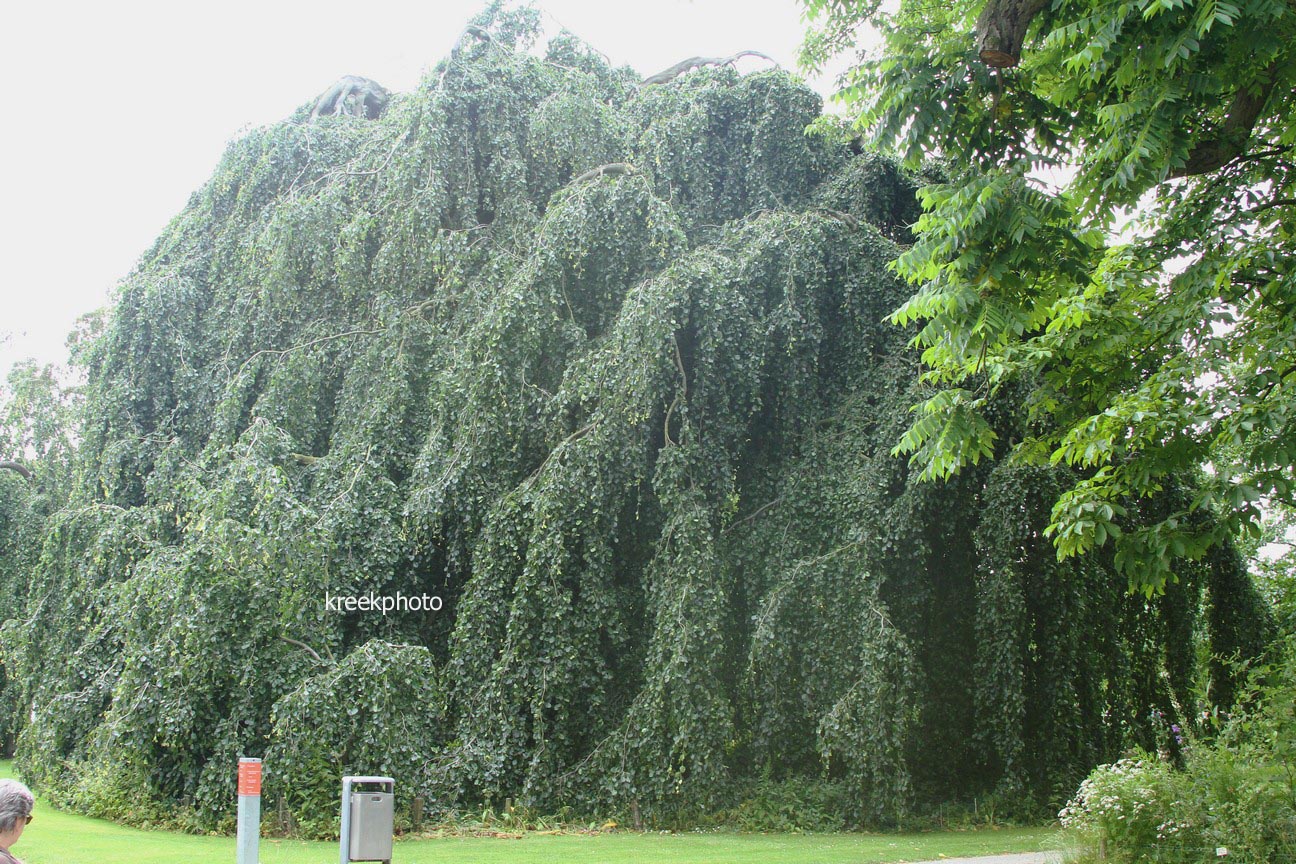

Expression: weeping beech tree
xmin=0 ymin=6 xmax=1272 ymax=832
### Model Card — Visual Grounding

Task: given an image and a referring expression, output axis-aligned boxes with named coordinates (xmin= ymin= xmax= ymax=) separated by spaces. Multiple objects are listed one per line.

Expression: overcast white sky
xmin=0 ymin=0 xmax=852 ymax=381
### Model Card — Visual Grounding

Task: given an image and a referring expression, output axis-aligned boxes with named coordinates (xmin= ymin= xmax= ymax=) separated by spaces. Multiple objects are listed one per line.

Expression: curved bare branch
xmin=0 ymin=461 xmax=33 ymax=481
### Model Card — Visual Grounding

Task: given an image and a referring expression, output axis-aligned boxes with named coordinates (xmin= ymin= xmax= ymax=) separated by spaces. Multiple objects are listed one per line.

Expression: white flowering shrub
xmin=1061 ymin=640 xmax=1296 ymax=863
xmin=1059 ymin=757 xmax=1207 ymax=861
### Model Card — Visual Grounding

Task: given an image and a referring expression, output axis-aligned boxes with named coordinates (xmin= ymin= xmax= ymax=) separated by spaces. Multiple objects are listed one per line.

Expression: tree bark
xmin=975 ymin=0 xmax=1048 ymax=68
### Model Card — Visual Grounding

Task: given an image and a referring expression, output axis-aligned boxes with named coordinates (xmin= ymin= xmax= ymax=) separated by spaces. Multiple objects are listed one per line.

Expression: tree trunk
xmin=1171 ymin=63 xmax=1280 ymax=178
xmin=975 ymin=0 xmax=1048 ymax=68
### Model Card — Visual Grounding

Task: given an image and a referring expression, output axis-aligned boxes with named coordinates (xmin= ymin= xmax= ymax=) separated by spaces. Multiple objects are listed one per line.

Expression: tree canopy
xmin=802 ymin=0 xmax=1296 ymax=593
xmin=0 ymin=3 xmax=1275 ymax=834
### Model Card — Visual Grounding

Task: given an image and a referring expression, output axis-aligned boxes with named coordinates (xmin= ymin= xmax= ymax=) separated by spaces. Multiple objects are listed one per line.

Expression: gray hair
xmin=0 ymin=779 xmax=34 ymax=832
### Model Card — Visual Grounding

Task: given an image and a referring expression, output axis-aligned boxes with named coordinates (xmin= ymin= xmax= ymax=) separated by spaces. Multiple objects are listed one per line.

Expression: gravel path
xmin=904 ymin=853 xmax=1060 ymax=864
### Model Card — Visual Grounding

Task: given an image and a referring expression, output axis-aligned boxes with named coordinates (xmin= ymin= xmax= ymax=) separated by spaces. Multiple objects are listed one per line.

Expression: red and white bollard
xmin=237 ymin=758 xmax=261 ymax=864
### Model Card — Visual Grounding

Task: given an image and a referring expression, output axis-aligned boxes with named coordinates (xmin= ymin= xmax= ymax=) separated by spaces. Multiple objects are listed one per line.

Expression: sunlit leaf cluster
xmin=805 ymin=0 xmax=1296 ymax=594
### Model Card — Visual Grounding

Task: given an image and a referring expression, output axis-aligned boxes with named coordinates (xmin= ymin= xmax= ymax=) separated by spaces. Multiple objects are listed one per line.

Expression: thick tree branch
xmin=572 ymin=162 xmax=635 ymax=184
xmin=722 ymin=495 xmax=785 ymax=535
xmin=280 ymin=635 xmax=325 ymax=664
xmin=0 ymin=461 xmax=33 ymax=481
xmin=308 ymin=76 xmax=389 ymax=122
xmin=1249 ymin=197 xmax=1296 ymax=216
xmin=973 ymin=0 xmax=1279 ymax=176
xmin=974 ymin=0 xmax=1048 ymax=68
xmin=1171 ymin=64 xmax=1281 ymax=178
xmin=812 ymin=207 xmax=860 ymax=229
xmin=437 ymin=25 xmax=497 ymax=91
xmin=641 ymin=51 xmax=778 ymax=86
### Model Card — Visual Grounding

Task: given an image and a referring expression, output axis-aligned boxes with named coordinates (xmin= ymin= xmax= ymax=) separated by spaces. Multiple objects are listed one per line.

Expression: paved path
xmin=905 ymin=854 xmax=1059 ymax=864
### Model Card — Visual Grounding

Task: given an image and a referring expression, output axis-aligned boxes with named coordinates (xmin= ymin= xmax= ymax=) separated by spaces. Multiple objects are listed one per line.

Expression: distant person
xmin=0 ymin=779 xmax=34 ymax=864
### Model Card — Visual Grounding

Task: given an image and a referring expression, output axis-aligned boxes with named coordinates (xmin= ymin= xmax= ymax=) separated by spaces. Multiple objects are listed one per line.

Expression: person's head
xmin=0 ymin=779 xmax=34 ymax=838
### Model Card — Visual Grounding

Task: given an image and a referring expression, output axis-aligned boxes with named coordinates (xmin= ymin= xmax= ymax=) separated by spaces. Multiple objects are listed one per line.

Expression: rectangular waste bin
xmin=340 ymin=775 xmax=395 ymax=864
xmin=349 ymin=790 xmax=394 ymax=861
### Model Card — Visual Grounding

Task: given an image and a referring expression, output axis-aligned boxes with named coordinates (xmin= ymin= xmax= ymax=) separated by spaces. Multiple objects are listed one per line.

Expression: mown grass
xmin=2 ymin=760 xmax=1058 ymax=863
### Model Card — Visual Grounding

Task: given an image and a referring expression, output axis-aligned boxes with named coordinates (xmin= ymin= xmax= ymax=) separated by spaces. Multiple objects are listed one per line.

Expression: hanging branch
xmin=0 ymin=461 xmax=32 ymax=481
xmin=640 ymin=50 xmax=778 ymax=86
xmin=663 ymin=334 xmax=690 ymax=447
xmin=280 ymin=635 xmax=329 ymax=664
xmin=519 ymin=422 xmax=599 ymax=490
xmin=235 ymin=327 xmax=386 ymax=381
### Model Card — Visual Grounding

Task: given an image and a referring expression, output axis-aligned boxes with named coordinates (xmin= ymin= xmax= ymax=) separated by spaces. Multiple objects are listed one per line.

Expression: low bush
xmin=265 ymin=640 xmax=448 ymax=839
xmin=1060 ymin=640 xmax=1296 ymax=863
xmin=709 ymin=777 xmax=852 ymax=833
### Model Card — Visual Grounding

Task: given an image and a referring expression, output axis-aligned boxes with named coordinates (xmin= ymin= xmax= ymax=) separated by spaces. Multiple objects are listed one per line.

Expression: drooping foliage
xmin=0 ymin=360 xmax=78 ymax=757
xmin=0 ymin=4 xmax=1272 ymax=832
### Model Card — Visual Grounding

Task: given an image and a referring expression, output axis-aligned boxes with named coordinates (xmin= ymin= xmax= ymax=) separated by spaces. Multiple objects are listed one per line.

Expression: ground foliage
xmin=0 ymin=3 xmax=1273 ymax=834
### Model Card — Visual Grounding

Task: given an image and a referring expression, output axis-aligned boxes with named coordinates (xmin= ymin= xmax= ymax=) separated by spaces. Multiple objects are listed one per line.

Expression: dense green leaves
xmin=269 ymin=640 xmax=447 ymax=836
xmin=805 ymin=0 xmax=1296 ymax=593
xmin=0 ymin=4 xmax=1274 ymax=834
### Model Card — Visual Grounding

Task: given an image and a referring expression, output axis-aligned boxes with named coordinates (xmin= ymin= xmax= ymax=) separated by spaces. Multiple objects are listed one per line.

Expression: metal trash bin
xmin=340 ymin=776 xmax=395 ymax=864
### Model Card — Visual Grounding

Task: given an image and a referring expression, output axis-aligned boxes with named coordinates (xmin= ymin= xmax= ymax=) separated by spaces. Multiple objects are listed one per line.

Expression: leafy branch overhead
xmin=0 ymin=2 xmax=1273 ymax=835
xmin=804 ymin=0 xmax=1296 ymax=593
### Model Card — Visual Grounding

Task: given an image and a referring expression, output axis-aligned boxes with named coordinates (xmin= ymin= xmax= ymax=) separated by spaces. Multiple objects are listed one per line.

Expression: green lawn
xmin=2 ymin=760 xmax=1058 ymax=864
